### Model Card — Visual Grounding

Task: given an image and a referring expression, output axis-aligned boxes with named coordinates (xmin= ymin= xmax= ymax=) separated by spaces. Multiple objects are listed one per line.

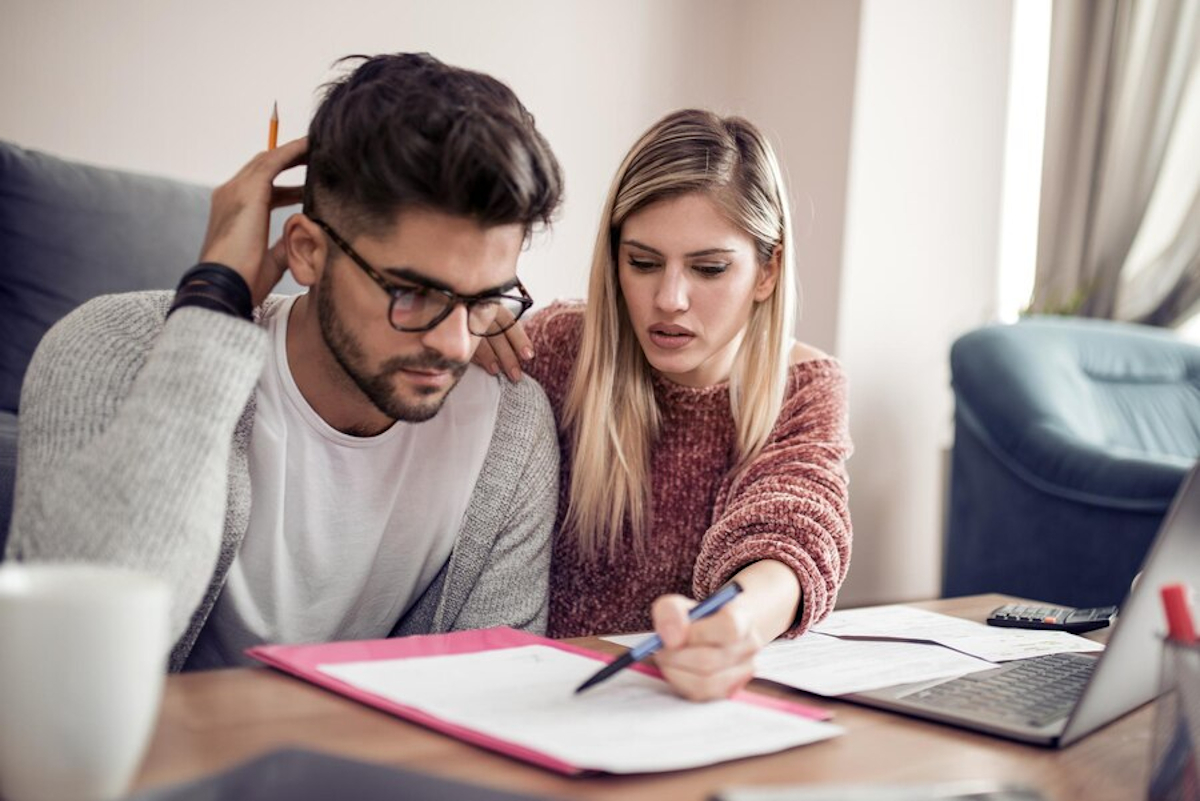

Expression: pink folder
xmin=247 ymin=627 xmax=831 ymax=776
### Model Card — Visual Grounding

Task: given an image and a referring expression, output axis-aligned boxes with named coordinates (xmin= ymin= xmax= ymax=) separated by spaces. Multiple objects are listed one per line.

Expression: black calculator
xmin=986 ymin=603 xmax=1118 ymax=633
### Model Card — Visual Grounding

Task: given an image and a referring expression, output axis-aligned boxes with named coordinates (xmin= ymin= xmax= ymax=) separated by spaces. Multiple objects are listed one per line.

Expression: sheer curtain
xmin=1030 ymin=0 xmax=1200 ymax=326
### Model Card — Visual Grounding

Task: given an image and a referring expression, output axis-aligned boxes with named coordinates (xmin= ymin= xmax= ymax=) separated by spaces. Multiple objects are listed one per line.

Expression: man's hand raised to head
xmin=199 ymin=137 xmax=308 ymax=308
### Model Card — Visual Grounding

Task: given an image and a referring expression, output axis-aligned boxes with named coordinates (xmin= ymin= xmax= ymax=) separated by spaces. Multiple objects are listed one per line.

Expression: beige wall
xmin=0 ymin=0 xmax=1018 ymax=608
xmin=0 ymin=0 xmax=856 ymax=319
xmin=836 ymin=0 xmax=1014 ymax=606
xmin=736 ymin=0 xmax=862 ymax=354
xmin=0 ymin=0 xmax=689 ymax=305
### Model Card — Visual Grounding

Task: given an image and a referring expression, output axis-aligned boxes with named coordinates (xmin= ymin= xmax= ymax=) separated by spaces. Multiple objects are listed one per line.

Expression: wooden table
xmin=132 ymin=595 xmax=1155 ymax=800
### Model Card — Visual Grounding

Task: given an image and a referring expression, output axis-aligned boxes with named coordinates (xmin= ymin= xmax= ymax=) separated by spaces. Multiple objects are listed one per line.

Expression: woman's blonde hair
xmin=562 ymin=109 xmax=798 ymax=560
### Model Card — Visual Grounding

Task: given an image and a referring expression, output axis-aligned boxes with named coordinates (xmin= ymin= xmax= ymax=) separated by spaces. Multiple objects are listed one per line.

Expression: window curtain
xmin=1030 ymin=0 xmax=1200 ymax=326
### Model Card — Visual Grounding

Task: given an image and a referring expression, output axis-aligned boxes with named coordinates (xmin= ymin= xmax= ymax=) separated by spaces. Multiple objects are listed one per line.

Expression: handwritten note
xmin=319 ymin=645 xmax=841 ymax=773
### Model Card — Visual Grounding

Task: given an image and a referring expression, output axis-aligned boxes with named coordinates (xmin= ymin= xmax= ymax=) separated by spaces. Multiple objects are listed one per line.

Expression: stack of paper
xmin=320 ymin=645 xmax=841 ymax=774
xmin=250 ymin=628 xmax=842 ymax=775
xmin=752 ymin=633 xmax=996 ymax=696
xmin=604 ymin=604 xmax=1105 ymax=697
xmin=811 ymin=605 xmax=1105 ymax=662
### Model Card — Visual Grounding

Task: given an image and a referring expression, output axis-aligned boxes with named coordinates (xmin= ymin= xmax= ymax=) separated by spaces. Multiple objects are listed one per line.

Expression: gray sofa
xmin=0 ymin=140 xmax=296 ymax=551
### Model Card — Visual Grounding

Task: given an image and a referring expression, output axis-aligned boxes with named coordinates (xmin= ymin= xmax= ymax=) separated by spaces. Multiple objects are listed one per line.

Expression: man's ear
xmin=754 ymin=245 xmax=781 ymax=302
xmin=284 ymin=214 xmax=326 ymax=288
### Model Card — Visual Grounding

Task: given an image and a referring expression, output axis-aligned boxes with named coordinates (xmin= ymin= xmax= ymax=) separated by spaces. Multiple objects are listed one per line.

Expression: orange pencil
xmin=268 ymin=101 xmax=279 ymax=150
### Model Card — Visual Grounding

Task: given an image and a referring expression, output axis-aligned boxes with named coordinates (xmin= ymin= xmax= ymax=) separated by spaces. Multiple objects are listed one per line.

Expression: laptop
xmin=845 ymin=463 xmax=1200 ymax=747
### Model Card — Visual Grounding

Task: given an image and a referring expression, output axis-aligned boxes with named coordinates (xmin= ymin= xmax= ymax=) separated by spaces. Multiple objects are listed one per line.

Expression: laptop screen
xmin=1061 ymin=464 xmax=1200 ymax=745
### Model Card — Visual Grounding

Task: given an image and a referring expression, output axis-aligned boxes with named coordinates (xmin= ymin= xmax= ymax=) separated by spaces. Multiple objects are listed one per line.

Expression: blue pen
xmin=574 ymin=581 xmax=744 ymax=694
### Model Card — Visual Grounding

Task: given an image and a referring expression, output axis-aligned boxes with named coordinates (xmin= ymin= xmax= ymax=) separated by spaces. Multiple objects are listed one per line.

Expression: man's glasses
xmin=308 ymin=216 xmax=533 ymax=337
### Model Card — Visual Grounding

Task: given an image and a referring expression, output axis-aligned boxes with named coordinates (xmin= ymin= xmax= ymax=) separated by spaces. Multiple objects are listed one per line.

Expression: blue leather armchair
xmin=942 ymin=316 xmax=1200 ymax=608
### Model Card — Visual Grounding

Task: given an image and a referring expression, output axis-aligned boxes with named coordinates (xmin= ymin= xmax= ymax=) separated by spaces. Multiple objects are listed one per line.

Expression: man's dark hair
xmin=304 ymin=53 xmax=563 ymax=236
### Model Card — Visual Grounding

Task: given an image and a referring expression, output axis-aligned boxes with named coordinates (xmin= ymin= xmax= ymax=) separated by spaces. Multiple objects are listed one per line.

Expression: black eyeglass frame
xmin=308 ymin=215 xmax=534 ymax=337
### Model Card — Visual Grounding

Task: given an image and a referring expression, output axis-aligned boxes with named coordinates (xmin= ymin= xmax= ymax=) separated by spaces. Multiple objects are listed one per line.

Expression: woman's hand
xmin=650 ymin=593 xmax=762 ymax=701
xmin=472 ymin=316 xmax=534 ymax=382
xmin=649 ymin=561 xmax=803 ymax=701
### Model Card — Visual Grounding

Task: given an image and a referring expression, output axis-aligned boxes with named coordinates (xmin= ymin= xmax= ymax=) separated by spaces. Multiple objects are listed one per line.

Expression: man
xmin=6 ymin=53 xmax=564 ymax=671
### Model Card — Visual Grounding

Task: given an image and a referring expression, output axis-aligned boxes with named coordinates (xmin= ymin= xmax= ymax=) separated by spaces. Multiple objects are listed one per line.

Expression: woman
xmin=479 ymin=109 xmax=852 ymax=700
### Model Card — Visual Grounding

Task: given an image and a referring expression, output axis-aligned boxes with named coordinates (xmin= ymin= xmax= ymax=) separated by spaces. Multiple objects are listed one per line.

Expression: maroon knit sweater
xmin=523 ymin=302 xmax=853 ymax=639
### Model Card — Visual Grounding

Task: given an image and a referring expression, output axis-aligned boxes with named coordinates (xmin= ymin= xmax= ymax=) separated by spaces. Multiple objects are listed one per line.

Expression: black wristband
xmin=168 ymin=263 xmax=253 ymax=321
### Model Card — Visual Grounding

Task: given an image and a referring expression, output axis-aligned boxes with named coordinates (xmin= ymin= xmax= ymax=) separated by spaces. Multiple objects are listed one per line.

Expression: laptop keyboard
xmin=902 ymin=652 xmax=1097 ymax=729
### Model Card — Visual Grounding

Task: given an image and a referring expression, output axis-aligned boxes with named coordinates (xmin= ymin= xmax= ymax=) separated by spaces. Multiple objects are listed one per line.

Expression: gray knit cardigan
xmin=6 ymin=292 xmax=558 ymax=671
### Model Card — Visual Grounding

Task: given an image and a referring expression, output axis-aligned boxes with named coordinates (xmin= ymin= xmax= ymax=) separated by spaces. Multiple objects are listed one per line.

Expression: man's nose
xmin=420 ymin=303 xmax=474 ymax=364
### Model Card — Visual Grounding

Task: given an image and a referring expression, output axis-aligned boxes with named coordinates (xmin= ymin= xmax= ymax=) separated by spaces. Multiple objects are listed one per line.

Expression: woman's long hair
xmin=561 ymin=109 xmax=798 ymax=561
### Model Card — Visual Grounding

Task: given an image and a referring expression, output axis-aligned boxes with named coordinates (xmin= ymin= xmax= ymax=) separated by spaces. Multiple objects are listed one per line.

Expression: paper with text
xmin=318 ymin=645 xmax=841 ymax=773
xmin=812 ymin=605 xmax=1105 ymax=662
xmin=753 ymin=633 xmax=998 ymax=696
xmin=602 ymin=631 xmax=1000 ymax=696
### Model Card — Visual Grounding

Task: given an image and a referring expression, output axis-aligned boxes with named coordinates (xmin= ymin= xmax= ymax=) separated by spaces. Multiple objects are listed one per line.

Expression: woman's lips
xmin=648 ymin=324 xmax=695 ymax=351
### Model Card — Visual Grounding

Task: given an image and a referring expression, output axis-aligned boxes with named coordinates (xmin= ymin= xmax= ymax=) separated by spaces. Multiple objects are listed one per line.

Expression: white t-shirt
xmin=188 ymin=294 xmax=500 ymax=668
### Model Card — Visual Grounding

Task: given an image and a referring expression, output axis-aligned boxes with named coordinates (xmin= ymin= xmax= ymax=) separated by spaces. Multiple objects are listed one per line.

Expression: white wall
xmin=835 ymin=0 xmax=1014 ymax=606
xmin=1 ymin=0 xmax=1019 ymax=607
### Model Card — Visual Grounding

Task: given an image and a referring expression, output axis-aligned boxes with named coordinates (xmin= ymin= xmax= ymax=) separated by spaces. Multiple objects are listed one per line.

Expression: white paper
xmin=604 ymin=629 xmax=997 ymax=696
xmin=753 ymin=633 xmax=998 ymax=696
xmin=812 ymin=605 xmax=1105 ymax=662
xmin=318 ymin=645 xmax=841 ymax=774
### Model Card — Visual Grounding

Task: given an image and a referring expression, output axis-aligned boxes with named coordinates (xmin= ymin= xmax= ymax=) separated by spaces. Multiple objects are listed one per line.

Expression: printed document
xmin=603 ymin=605 xmax=1102 ymax=696
xmin=753 ymin=633 xmax=997 ymax=696
xmin=319 ymin=645 xmax=841 ymax=773
xmin=812 ymin=605 xmax=1104 ymax=662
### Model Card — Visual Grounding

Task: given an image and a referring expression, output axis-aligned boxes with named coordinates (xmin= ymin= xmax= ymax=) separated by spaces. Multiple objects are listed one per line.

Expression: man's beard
xmin=316 ymin=270 xmax=468 ymax=425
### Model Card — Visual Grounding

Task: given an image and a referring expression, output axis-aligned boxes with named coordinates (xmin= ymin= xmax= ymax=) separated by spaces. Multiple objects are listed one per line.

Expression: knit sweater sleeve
xmin=6 ymin=292 xmax=268 ymax=647
xmin=693 ymin=359 xmax=853 ymax=637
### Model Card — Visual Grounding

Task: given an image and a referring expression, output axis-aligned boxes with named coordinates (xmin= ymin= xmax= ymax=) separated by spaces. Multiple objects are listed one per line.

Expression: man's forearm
xmin=9 ymin=296 xmax=267 ymax=642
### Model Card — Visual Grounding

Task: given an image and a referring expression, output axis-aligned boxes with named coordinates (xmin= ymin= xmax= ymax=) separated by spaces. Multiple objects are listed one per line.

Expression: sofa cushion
xmin=0 ymin=141 xmax=212 ymax=414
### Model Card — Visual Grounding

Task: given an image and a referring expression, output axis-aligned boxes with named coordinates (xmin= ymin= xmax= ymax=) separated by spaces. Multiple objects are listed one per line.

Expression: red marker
xmin=1161 ymin=583 xmax=1198 ymax=643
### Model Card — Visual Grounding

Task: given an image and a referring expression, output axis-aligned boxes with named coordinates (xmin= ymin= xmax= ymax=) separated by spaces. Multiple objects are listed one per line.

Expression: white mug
xmin=0 ymin=562 xmax=170 ymax=801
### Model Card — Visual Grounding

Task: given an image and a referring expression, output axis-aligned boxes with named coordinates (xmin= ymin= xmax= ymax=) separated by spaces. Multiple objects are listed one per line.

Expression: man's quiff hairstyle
xmin=303 ymin=52 xmax=564 ymax=237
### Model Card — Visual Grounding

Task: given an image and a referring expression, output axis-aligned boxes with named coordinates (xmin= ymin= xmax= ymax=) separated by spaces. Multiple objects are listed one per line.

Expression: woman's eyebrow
xmin=622 ymin=239 xmax=663 ymax=256
xmin=621 ymin=240 xmax=736 ymax=259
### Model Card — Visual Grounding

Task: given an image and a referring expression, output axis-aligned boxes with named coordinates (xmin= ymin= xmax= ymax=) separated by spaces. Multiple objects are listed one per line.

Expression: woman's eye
xmin=628 ymin=257 xmax=659 ymax=271
xmin=693 ymin=263 xmax=728 ymax=277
